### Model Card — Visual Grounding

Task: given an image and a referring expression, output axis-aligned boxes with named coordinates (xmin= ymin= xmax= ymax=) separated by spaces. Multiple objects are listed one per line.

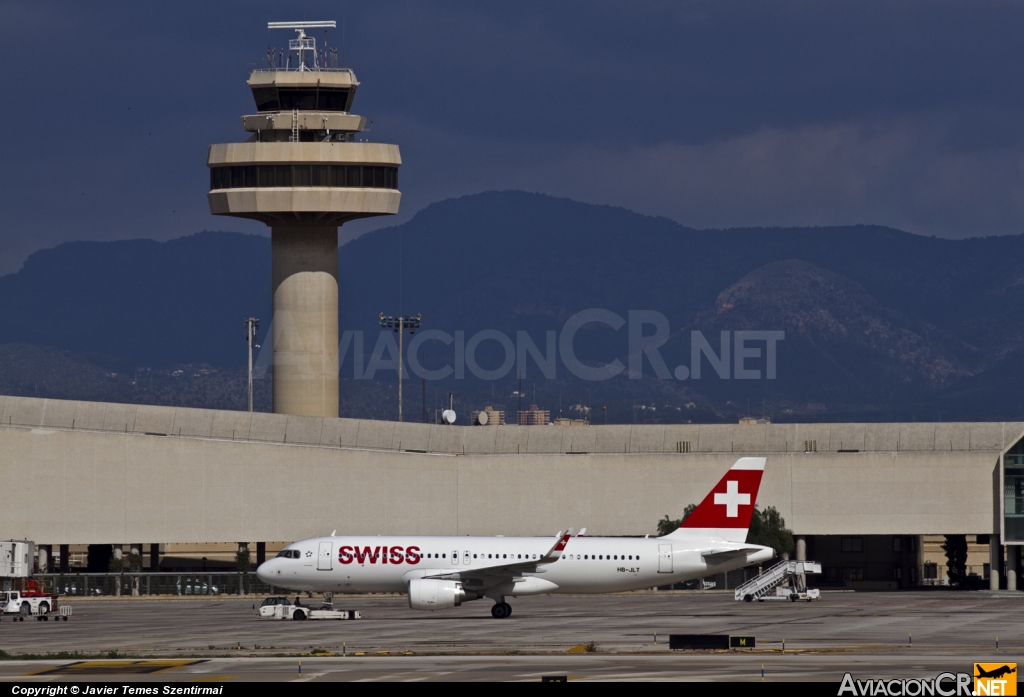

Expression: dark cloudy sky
xmin=2 ymin=1 xmax=1023 ymax=275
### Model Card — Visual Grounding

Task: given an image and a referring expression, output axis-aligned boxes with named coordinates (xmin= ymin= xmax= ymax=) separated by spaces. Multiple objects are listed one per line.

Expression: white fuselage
xmin=256 ymin=534 xmax=773 ymax=598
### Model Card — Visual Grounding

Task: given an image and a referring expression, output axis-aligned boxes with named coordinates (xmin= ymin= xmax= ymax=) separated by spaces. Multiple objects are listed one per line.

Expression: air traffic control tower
xmin=207 ymin=21 xmax=400 ymax=417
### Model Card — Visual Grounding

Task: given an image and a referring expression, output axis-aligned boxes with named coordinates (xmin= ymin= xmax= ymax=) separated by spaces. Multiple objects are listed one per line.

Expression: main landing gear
xmin=490 ymin=602 xmax=513 ymax=619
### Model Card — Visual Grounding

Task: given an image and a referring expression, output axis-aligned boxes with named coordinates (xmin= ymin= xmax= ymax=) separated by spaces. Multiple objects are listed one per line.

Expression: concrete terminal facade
xmin=0 ymin=394 xmax=1020 ymax=590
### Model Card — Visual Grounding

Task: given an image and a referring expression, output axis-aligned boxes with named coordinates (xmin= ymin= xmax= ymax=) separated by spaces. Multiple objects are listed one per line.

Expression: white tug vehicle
xmin=255 ymin=594 xmax=360 ymax=621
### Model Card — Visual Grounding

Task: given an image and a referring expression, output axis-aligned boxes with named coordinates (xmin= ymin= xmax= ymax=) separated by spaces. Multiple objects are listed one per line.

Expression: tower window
xmin=274 ymin=165 xmax=292 ymax=187
xmin=210 ymin=165 xmax=398 ymax=191
xmin=251 ymin=86 xmax=352 ymax=113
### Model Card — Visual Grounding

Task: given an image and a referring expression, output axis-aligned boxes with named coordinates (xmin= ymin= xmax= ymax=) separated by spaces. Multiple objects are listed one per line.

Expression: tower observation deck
xmin=208 ymin=22 xmax=401 ymax=418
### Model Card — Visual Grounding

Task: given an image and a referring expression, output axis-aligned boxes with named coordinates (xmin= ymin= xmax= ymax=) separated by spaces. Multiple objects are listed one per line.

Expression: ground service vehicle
xmin=255 ymin=596 xmax=359 ymax=620
xmin=257 ymin=457 xmax=776 ymax=618
xmin=1 ymin=587 xmax=63 ymax=621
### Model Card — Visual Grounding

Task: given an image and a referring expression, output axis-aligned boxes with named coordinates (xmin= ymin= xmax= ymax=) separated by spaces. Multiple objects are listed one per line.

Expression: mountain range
xmin=2 ymin=190 xmax=1024 ymax=423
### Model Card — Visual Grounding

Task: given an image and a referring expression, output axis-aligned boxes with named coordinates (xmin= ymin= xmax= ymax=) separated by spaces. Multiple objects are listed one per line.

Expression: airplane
xmin=255 ymin=456 xmax=774 ymax=618
xmin=976 ymin=666 xmax=1017 ymax=680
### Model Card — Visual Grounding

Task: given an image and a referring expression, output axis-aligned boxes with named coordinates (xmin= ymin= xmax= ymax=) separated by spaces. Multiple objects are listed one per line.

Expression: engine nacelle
xmin=407 ymin=578 xmax=469 ymax=610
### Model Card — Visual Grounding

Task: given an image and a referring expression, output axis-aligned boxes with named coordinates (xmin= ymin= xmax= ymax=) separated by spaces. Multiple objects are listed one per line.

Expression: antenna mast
xmin=267 ymin=21 xmax=337 ymax=71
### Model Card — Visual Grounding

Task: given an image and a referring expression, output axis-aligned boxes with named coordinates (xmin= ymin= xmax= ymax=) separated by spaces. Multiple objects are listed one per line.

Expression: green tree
xmin=235 ymin=545 xmax=251 ymax=574
xmin=941 ymin=534 xmax=968 ymax=586
xmin=747 ymin=506 xmax=794 ymax=557
xmin=657 ymin=504 xmax=697 ymax=536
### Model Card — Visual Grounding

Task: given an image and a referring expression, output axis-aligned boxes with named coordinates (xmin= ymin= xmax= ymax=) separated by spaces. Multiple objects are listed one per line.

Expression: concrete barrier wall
xmin=1 ymin=396 xmax=1020 ymax=456
xmin=0 ymin=420 xmax=1002 ymax=545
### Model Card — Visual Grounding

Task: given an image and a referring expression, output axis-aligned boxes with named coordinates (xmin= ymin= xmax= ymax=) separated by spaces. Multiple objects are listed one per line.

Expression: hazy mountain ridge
xmin=2 ymin=191 xmax=1023 ymax=422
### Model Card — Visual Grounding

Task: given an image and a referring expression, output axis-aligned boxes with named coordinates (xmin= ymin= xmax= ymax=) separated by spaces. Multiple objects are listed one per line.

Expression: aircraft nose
xmin=256 ymin=560 xmax=273 ymax=583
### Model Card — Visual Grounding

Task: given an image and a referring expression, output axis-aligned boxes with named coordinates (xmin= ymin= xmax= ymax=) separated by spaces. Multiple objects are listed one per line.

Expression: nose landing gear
xmin=490 ymin=602 xmax=512 ymax=619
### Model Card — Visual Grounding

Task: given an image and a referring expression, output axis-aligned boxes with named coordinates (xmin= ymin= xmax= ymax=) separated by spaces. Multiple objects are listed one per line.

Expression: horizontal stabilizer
xmin=701 ymin=547 xmax=762 ymax=559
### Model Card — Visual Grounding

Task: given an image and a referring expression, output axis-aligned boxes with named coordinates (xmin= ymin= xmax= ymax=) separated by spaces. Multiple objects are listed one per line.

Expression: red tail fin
xmin=673 ymin=457 xmax=766 ymax=540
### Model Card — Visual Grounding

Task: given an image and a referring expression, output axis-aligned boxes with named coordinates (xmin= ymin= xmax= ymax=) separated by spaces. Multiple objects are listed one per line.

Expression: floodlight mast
xmin=268 ymin=21 xmax=337 ymax=71
xmin=379 ymin=313 xmax=422 ymax=422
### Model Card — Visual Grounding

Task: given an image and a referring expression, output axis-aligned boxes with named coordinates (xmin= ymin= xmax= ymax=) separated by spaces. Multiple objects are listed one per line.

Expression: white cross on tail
xmin=714 ymin=480 xmax=750 ymax=517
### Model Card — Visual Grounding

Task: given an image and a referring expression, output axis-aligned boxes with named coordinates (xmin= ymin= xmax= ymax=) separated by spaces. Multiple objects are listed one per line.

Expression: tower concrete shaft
xmin=272 ymin=226 xmax=338 ymax=416
xmin=207 ymin=22 xmax=400 ymax=417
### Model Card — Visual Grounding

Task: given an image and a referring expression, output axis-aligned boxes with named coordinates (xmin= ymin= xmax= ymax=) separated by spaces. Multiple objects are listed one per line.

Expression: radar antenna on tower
xmin=267 ymin=21 xmax=337 ymax=71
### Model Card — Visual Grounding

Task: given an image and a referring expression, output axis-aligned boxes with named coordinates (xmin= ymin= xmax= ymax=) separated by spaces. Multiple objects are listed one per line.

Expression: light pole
xmin=245 ymin=317 xmax=260 ymax=412
xmin=379 ymin=312 xmax=421 ymax=422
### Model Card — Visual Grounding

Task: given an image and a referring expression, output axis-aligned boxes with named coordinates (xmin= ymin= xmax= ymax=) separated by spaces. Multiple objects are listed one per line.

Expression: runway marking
xmin=194 ymin=676 xmax=237 ymax=682
xmin=29 ymin=660 xmax=205 ymax=676
xmin=354 ymin=673 xmax=404 ymax=681
xmin=290 ymin=672 xmax=326 ymax=682
xmin=400 ymin=671 xmax=453 ymax=682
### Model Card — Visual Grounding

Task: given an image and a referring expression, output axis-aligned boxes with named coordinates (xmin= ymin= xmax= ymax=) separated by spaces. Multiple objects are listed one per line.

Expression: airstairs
xmin=734 ymin=560 xmax=822 ymax=602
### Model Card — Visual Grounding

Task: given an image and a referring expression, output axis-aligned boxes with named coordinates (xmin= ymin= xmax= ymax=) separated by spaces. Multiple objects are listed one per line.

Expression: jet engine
xmin=407 ymin=578 xmax=473 ymax=610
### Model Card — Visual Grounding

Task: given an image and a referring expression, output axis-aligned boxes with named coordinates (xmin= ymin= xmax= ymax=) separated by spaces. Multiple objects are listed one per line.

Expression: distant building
xmin=552 ymin=417 xmax=589 ymax=427
xmin=517 ymin=404 xmax=550 ymax=425
xmin=739 ymin=416 xmax=772 ymax=425
xmin=471 ymin=405 xmax=505 ymax=426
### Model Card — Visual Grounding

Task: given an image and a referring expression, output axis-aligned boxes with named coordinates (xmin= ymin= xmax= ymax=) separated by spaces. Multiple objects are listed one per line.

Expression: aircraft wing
xmin=421 ymin=529 xmax=573 ymax=591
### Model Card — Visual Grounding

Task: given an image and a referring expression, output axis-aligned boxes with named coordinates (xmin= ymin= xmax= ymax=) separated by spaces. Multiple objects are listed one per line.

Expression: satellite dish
xmin=476 ymin=411 xmax=488 ymax=426
xmin=442 ymin=409 xmax=456 ymax=424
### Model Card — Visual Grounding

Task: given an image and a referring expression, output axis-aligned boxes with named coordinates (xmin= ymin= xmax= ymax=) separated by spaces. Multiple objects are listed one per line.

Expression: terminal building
xmin=0 ymin=394 xmax=1020 ymax=591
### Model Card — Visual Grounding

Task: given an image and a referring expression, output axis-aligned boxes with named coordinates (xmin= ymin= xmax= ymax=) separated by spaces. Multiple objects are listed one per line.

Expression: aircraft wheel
xmin=502 ymin=602 xmax=512 ymax=618
xmin=490 ymin=603 xmax=508 ymax=619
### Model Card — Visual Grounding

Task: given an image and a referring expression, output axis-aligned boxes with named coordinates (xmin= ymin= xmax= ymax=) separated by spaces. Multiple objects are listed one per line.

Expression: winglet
xmin=576 ymin=528 xmax=587 ymax=537
xmin=540 ymin=528 xmax=573 ymax=563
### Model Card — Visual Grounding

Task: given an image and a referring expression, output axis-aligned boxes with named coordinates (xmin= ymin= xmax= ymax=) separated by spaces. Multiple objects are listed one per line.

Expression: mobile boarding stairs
xmin=734 ymin=560 xmax=822 ymax=602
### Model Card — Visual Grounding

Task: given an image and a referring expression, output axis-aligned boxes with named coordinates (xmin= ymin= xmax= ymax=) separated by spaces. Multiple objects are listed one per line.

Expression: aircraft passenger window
xmin=488 ymin=554 xmax=492 ymax=559
xmin=599 ymin=555 xmax=603 ymax=560
xmin=517 ymin=554 xmax=521 ymax=559
xmin=442 ymin=554 xmax=446 ymax=558
xmin=613 ymin=555 xmax=617 ymax=560
xmin=503 ymin=554 xmax=507 ymax=559
xmin=584 ymin=555 xmax=588 ymax=559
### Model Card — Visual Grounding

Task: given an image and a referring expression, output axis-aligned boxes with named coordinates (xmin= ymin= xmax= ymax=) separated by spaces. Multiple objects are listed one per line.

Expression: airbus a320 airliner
xmin=256 ymin=457 xmax=773 ymax=618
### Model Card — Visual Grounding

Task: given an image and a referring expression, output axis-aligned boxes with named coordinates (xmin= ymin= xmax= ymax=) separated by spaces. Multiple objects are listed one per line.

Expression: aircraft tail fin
xmin=664 ymin=457 xmax=766 ymax=543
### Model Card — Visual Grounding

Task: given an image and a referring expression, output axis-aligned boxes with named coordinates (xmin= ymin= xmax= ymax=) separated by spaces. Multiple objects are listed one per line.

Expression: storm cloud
xmin=1 ymin=1 xmax=1022 ymax=274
